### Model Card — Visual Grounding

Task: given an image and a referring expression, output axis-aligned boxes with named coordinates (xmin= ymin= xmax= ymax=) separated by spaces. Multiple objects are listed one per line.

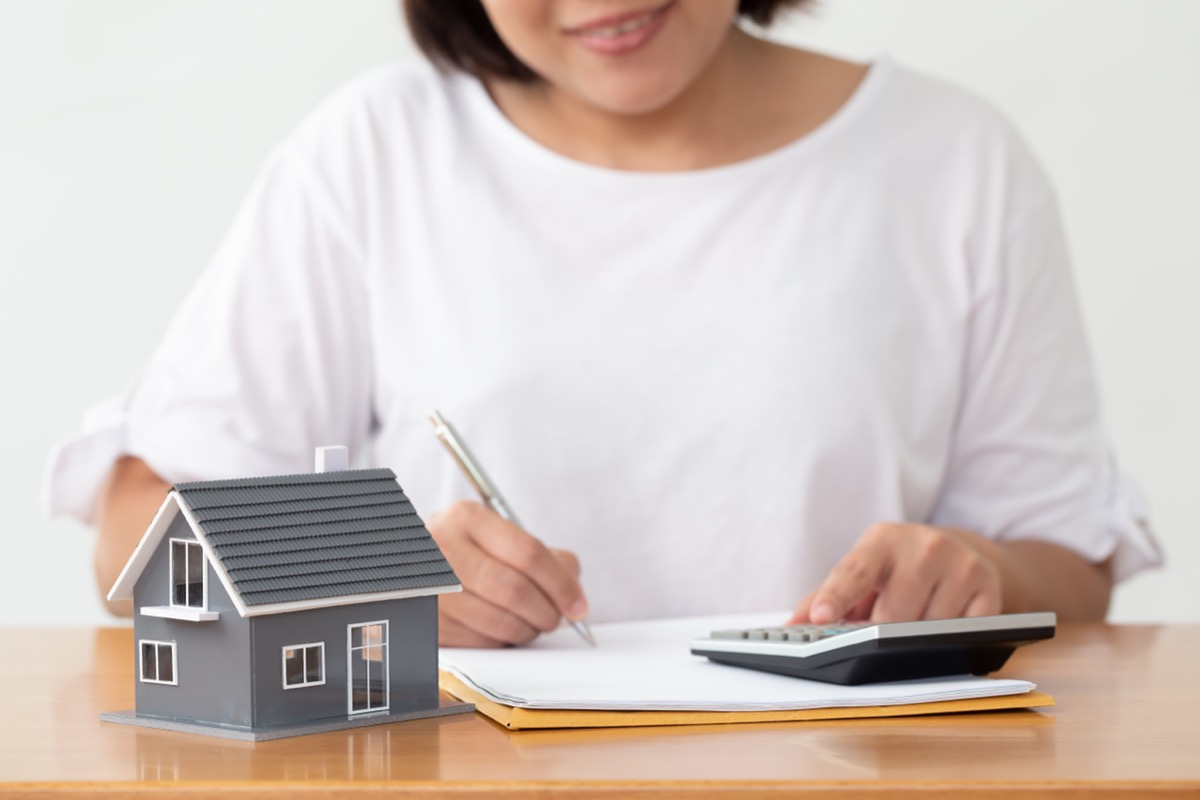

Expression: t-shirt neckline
xmin=458 ymin=54 xmax=894 ymax=185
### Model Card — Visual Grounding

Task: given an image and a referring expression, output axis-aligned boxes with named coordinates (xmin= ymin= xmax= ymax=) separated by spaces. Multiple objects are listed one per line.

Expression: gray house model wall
xmin=102 ymin=451 xmax=472 ymax=741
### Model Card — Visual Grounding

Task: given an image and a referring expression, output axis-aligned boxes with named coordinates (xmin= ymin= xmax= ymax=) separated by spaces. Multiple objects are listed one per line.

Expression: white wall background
xmin=2 ymin=0 xmax=1196 ymax=626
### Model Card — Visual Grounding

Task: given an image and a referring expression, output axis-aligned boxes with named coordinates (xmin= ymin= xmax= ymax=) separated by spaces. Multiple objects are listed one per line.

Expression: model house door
xmin=347 ymin=621 xmax=389 ymax=714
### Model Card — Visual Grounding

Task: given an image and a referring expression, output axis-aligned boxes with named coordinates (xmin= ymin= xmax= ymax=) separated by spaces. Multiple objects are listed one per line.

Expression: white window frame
xmin=139 ymin=640 xmax=178 ymax=685
xmin=347 ymin=620 xmax=389 ymax=715
xmin=281 ymin=642 xmax=326 ymax=690
xmin=168 ymin=538 xmax=207 ymax=610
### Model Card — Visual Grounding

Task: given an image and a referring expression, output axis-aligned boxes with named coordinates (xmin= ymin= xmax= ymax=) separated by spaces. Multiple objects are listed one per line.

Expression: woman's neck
xmin=485 ymin=29 xmax=869 ymax=172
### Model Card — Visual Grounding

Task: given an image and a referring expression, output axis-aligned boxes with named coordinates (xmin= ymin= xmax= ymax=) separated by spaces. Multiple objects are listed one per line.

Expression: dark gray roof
xmin=174 ymin=468 xmax=459 ymax=608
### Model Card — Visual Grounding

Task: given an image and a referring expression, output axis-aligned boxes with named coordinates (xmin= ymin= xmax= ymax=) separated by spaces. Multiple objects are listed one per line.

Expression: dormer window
xmin=137 ymin=537 xmax=218 ymax=621
xmin=170 ymin=539 xmax=205 ymax=609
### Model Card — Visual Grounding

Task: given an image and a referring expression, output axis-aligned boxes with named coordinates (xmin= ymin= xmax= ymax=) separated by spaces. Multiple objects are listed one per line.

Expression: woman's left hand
xmin=789 ymin=523 xmax=1005 ymax=625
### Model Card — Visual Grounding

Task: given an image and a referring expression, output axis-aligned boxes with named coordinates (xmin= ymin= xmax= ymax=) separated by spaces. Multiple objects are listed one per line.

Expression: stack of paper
xmin=438 ymin=612 xmax=1046 ymax=721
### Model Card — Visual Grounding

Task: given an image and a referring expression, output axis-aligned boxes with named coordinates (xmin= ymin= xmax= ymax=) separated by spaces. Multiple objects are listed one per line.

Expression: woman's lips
xmin=563 ymin=1 xmax=676 ymax=56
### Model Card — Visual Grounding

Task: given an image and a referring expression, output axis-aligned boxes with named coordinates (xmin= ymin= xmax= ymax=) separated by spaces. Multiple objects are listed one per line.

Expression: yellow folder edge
xmin=438 ymin=670 xmax=1055 ymax=731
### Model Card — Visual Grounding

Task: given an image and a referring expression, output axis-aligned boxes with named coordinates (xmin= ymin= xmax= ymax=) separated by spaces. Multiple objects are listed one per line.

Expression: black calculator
xmin=689 ymin=612 xmax=1056 ymax=685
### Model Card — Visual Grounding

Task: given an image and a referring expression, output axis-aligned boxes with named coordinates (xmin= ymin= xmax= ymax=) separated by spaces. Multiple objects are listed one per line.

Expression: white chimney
xmin=315 ymin=445 xmax=349 ymax=473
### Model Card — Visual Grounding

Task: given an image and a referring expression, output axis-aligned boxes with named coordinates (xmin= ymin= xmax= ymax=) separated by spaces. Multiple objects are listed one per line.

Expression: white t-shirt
xmin=45 ymin=57 xmax=1160 ymax=622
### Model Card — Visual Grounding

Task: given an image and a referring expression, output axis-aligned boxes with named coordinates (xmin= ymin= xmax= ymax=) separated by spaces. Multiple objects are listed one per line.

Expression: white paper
xmin=438 ymin=612 xmax=1036 ymax=711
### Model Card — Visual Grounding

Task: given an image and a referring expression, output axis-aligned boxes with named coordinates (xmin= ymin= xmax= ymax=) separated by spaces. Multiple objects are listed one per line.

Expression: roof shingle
xmin=174 ymin=468 xmax=458 ymax=608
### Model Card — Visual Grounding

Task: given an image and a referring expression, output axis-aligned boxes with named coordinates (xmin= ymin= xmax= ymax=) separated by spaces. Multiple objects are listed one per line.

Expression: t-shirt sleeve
xmin=43 ymin=144 xmax=374 ymax=524
xmin=928 ymin=192 xmax=1161 ymax=582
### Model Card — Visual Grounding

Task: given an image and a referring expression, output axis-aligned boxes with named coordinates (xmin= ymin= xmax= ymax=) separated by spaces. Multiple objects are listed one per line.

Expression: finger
xmin=471 ymin=517 xmax=589 ymax=621
xmin=438 ymin=613 xmax=507 ymax=648
xmin=844 ymin=591 xmax=878 ymax=622
xmin=440 ymin=589 xmax=541 ymax=645
xmin=429 ymin=501 xmax=588 ymax=629
xmin=963 ymin=591 xmax=1002 ymax=618
xmin=916 ymin=531 xmax=1002 ymax=620
xmin=463 ymin=553 xmax=565 ymax=632
xmin=550 ymin=548 xmax=581 ymax=580
xmin=792 ymin=590 xmax=877 ymax=626
xmin=436 ymin=502 xmax=569 ymax=631
xmin=808 ymin=530 xmax=894 ymax=624
xmin=786 ymin=591 xmax=817 ymax=625
xmin=922 ymin=578 xmax=974 ymax=621
xmin=868 ymin=525 xmax=978 ymax=622
xmin=923 ymin=561 xmax=990 ymax=620
xmin=869 ymin=562 xmax=937 ymax=623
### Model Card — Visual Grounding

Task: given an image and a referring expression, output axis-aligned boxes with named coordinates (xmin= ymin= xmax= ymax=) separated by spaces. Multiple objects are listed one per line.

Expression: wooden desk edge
xmin=5 ymin=779 xmax=1199 ymax=800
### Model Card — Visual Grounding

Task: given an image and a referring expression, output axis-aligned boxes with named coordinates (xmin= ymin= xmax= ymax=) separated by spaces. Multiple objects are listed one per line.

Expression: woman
xmin=47 ymin=0 xmax=1159 ymax=646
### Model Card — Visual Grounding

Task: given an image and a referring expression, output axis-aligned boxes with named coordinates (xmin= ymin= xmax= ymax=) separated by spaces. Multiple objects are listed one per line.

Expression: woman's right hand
xmin=427 ymin=500 xmax=588 ymax=647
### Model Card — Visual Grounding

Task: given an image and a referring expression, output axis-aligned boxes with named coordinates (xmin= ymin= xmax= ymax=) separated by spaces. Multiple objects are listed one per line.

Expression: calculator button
xmin=710 ymin=629 xmax=747 ymax=640
xmin=708 ymin=622 xmax=873 ymax=644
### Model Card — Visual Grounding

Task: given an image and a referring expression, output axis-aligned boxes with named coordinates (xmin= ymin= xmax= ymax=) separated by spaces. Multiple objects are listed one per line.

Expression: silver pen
xmin=429 ymin=410 xmax=596 ymax=647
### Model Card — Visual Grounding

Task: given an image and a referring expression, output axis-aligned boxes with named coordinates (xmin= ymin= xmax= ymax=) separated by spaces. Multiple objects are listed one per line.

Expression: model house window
xmin=140 ymin=640 xmax=177 ymax=685
xmin=348 ymin=621 xmax=389 ymax=713
xmin=170 ymin=539 xmax=205 ymax=608
xmin=282 ymin=643 xmax=325 ymax=689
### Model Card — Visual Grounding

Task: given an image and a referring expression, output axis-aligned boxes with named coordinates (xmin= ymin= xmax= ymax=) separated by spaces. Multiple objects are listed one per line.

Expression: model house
xmin=101 ymin=446 xmax=472 ymax=740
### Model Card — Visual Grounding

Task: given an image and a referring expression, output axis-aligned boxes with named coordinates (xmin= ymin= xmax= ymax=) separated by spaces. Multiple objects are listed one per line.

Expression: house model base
xmin=101 ymin=698 xmax=473 ymax=742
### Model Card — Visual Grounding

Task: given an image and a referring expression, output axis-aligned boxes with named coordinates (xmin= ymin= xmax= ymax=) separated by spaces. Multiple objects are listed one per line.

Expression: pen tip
xmin=572 ymin=619 xmax=597 ymax=647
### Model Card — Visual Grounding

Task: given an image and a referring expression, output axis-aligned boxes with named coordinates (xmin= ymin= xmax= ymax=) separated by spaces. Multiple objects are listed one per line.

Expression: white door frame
xmin=346 ymin=620 xmax=390 ymax=715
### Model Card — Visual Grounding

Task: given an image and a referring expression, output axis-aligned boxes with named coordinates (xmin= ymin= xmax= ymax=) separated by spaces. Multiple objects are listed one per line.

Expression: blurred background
xmin=2 ymin=0 xmax=1197 ymax=625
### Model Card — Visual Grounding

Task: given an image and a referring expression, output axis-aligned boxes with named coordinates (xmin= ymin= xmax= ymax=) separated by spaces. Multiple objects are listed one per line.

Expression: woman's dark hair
xmin=404 ymin=0 xmax=813 ymax=83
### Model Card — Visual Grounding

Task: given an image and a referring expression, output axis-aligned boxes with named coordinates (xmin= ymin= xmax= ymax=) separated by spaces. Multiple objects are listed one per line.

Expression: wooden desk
xmin=2 ymin=624 xmax=1198 ymax=798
